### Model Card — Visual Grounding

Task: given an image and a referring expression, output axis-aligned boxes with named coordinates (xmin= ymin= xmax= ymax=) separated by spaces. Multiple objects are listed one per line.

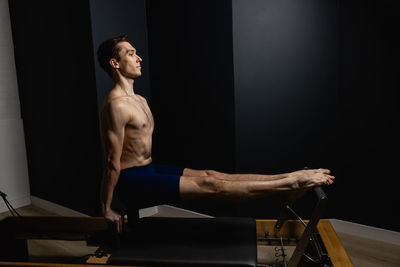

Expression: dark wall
xmin=335 ymin=0 xmax=399 ymax=231
xmin=146 ymin=0 xmax=236 ymax=172
xmin=232 ymin=0 xmax=399 ymax=231
xmin=146 ymin=0 xmax=236 ymax=216
xmin=9 ymin=0 xmax=399 ymax=230
xmin=232 ymin=0 xmax=339 ymax=220
xmin=233 ymin=0 xmax=339 ymax=173
xmin=89 ymin=0 xmax=151 ymax=110
xmin=8 ymin=0 xmax=102 ymax=215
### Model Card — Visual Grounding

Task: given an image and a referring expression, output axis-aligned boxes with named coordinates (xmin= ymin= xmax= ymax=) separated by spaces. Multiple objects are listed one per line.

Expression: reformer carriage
xmin=0 ymin=187 xmax=353 ymax=267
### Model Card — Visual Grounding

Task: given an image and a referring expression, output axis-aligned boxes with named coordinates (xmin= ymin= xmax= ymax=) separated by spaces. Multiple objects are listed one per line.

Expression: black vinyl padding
xmin=107 ymin=217 xmax=257 ymax=266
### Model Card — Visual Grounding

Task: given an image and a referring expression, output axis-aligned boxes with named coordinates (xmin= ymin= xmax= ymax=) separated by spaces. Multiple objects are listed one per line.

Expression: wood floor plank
xmin=337 ymin=232 xmax=400 ymax=267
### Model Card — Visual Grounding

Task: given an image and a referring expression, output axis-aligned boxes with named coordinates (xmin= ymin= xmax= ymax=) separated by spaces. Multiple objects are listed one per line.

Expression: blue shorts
xmin=116 ymin=163 xmax=184 ymax=209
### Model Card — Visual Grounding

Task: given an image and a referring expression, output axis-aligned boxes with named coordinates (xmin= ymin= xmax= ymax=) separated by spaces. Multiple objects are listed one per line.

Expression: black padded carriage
xmin=108 ymin=217 xmax=258 ymax=266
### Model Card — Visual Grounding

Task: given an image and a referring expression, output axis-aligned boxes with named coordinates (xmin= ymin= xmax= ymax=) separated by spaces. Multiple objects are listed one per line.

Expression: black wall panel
xmin=335 ymin=0 xmax=399 ymax=231
xmin=9 ymin=0 xmax=102 ymax=215
xmin=232 ymin=0 xmax=399 ymax=231
xmin=146 ymin=0 xmax=236 ymax=173
xmin=232 ymin=0 xmax=340 ymax=223
xmin=145 ymin=0 xmax=237 ymax=216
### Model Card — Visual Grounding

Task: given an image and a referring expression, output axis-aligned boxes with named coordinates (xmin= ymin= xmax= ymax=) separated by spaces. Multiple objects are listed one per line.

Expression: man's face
xmin=114 ymin=41 xmax=142 ymax=79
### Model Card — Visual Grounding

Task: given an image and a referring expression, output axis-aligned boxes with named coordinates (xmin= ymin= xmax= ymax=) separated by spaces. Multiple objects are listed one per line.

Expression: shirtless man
xmin=97 ymin=35 xmax=334 ymax=232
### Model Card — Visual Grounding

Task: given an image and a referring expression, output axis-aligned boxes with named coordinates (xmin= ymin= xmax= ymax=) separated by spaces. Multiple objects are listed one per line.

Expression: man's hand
xmin=103 ymin=209 xmax=123 ymax=233
xmin=290 ymin=168 xmax=335 ymax=189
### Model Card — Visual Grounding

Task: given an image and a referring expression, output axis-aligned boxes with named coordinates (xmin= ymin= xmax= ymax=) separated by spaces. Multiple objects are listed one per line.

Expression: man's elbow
xmin=105 ymin=159 xmax=121 ymax=174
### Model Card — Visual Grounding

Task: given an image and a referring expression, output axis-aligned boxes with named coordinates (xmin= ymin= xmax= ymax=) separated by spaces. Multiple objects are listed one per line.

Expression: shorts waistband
xmin=120 ymin=164 xmax=155 ymax=175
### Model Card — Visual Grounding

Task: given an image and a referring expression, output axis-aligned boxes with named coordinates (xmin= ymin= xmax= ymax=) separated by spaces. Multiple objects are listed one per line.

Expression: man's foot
xmin=290 ymin=169 xmax=335 ymax=189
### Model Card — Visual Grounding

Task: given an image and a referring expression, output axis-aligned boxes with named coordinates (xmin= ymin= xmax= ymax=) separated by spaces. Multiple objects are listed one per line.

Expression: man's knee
xmin=199 ymin=176 xmax=249 ymax=197
xmin=203 ymin=176 xmax=255 ymax=203
xmin=180 ymin=175 xmax=250 ymax=201
xmin=199 ymin=176 xmax=226 ymax=195
xmin=180 ymin=175 xmax=225 ymax=199
xmin=205 ymin=170 xmax=225 ymax=178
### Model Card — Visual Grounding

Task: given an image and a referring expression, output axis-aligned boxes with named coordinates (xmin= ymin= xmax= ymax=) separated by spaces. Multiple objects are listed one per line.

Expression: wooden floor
xmin=336 ymin=232 xmax=400 ymax=267
xmin=1 ymin=205 xmax=399 ymax=266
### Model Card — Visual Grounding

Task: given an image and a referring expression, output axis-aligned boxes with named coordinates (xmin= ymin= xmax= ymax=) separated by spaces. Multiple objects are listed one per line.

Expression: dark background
xmin=8 ymin=0 xmax=399 ymax=231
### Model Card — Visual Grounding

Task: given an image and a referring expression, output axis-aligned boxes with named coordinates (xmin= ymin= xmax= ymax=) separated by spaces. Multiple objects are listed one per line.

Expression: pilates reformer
xmin=0 ymin=186 xmax=353 ymax=267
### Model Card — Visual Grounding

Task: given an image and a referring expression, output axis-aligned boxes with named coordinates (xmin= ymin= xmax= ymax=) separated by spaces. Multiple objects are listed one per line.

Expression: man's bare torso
xmin=100 ymin=89 xmax=154 ymax=170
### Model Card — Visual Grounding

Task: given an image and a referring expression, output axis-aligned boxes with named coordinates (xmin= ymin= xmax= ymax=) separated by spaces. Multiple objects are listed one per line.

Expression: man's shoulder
xmin=136 ymin=94 xmax=147 ymax=101
xmin=101 ymin=90 xmax=147 ymax=115
xmin=103 ymin=89 xmax=131 ymax=107
xmin=100 ymin=100 xmax=133 ymax=127
xmin=100 ymin=95 xmax=130 ymax=118
xmin=103 ymin=98 xmax=132 ymax=116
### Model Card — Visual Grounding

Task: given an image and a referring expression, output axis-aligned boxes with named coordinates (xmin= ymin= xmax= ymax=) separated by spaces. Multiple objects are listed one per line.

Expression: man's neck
xmin=114 ymin=76 xmax=135 ymax=96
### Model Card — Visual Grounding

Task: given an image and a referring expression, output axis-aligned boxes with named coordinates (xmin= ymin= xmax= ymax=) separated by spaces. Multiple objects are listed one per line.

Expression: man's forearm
xmin=100 ymin=169 xmax=120 ymax=212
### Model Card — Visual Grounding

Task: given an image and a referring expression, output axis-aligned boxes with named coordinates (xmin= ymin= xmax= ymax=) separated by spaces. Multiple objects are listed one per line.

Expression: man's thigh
xmin=182 ymin=168 xmax=208 ymax=177
xmin=179 ymin=175 xmax=218 ymax=200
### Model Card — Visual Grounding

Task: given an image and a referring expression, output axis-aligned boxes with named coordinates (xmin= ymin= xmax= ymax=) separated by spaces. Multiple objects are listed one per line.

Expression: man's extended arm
xmin=100 ymin=102 xmax=127 ymax=232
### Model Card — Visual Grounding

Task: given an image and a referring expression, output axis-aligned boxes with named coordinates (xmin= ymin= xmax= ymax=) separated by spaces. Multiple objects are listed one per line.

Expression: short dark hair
xmin=97 ymin=34 xmax=132 ymax=77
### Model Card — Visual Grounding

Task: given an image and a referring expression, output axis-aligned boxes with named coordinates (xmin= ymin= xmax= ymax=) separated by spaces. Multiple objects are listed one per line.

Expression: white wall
xmin=0 ymin=0 xmax=30 ymax=213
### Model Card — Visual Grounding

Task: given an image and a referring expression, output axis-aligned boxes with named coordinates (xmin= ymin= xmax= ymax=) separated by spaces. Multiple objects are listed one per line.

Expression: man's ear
xmin=109 ymin=58 xmax=119 ymax=69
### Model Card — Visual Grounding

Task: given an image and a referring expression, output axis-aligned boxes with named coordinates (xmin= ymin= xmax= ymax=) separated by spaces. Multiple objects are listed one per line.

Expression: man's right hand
xmin=103 ymin=208 xmax=123 ymax=233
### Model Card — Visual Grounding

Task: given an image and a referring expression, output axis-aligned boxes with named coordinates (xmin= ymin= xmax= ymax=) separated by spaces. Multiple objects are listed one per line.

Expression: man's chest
xmin=126 ymin=100 xmax=154 ymax=130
